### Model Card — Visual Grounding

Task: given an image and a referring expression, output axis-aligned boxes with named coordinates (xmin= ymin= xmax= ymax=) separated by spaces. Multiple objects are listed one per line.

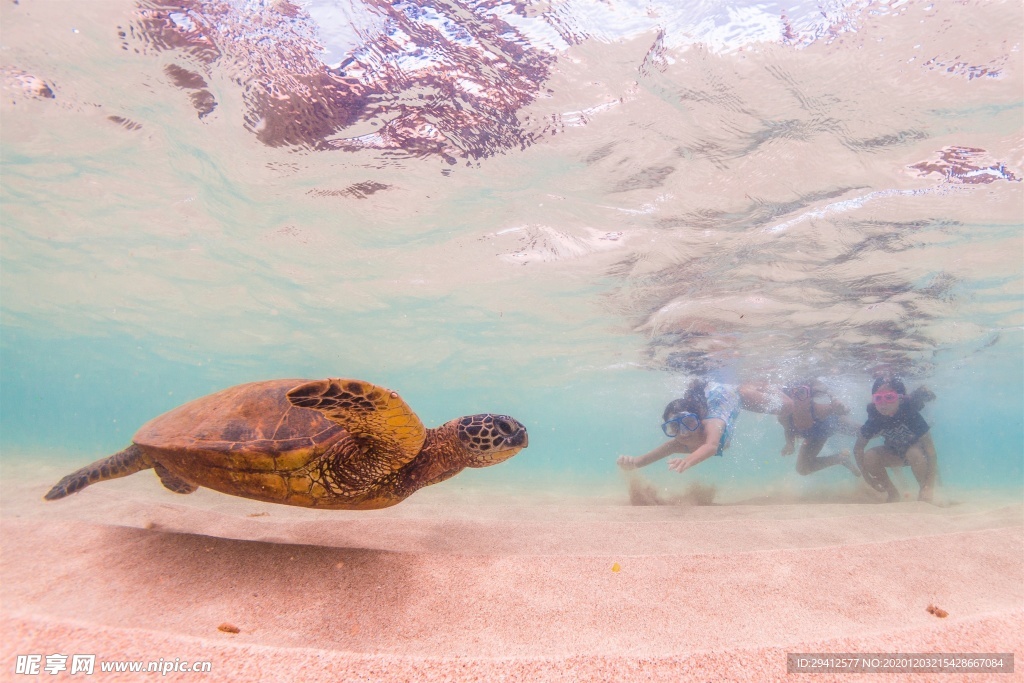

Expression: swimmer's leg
xmin=795 ymin=439 xmax=859 ymax=476
xmin=795 ymin=438 xmax=829 ymax=475
xmin=904 ymin=442 xmax=934 ymax=503
xmin=862 ymin=446 xmax=902 ymax=502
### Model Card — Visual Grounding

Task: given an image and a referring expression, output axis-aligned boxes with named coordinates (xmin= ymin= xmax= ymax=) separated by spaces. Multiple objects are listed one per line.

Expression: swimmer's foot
xmin=837 ymin=450 xmax=861 ymax=477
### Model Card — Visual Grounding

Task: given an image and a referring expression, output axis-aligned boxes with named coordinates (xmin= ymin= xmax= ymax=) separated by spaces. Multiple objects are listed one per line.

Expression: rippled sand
xmin=3 ymin=459 xmax=1021 ymax=681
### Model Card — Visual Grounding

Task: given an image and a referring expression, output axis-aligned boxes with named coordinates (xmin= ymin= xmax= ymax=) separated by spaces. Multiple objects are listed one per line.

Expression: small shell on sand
xmin=926 ymin=604 xmax=949 ymax=618
xmin=2 ymin=68 xmax=55 ymax=99
xmin=218 ymin=623 xmax=241 ymax=634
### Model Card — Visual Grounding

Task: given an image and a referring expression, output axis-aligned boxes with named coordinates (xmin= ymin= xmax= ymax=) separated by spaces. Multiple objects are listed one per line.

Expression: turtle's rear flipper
xmin=44 ymin=444 xmax=152 ymax=500
xmin=153 ymin=462 xmax=198 ymax=494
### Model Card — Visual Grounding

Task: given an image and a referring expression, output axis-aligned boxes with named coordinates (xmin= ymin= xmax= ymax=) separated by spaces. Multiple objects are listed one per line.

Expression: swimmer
xmin=740 ymin=380 xmax=861 ymax=476
xmin=776 ymin=379 xmax=861 ymax=476
xmin=853 ymin=377 xmax=938 ymax=503
xmin=618 ymin=379 xmax=741 ymax=475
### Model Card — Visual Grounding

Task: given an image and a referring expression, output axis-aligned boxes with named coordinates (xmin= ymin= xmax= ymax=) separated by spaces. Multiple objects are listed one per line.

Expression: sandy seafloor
xmin=1 ymin=457 xmax=1021 ymax=682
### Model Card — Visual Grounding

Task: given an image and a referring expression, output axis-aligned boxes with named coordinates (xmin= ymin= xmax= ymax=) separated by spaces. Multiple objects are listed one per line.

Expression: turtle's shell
xmin=134 ymin=379 xmax=346 ymax=474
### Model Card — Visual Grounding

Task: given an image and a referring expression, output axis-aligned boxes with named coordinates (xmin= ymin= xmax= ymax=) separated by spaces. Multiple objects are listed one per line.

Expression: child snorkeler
xmin=736 ymin=380 xmax=861 ymax=476
xmin=617 ymin=379 xmax=741 ymax=475
xmin=774 ymin=380 xmax=861 ymax=477
xmin=854 ymin=376 xmax=938 ymax=503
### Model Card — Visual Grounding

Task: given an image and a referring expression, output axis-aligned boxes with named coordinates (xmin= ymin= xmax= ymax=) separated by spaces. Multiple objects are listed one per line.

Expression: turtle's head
xmin=454 ymin=414 xmax=529 ymax=467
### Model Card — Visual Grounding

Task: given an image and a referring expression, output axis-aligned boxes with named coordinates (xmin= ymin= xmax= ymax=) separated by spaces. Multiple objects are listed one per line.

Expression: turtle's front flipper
xmin=286 ymin=378 xmax=426 ymax=475
xmin=153 ymin=462 xmax=198 ymax=494
xmin=44 ymin=444 xmax=153 ymax=500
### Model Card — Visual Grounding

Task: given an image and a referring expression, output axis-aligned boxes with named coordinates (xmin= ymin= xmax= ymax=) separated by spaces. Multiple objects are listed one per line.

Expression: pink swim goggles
xmin=872 ymin=390 xmax=901 ymax=405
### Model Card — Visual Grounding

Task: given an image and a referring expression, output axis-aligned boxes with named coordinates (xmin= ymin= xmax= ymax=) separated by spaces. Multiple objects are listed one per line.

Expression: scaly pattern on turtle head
xmin=455 ymin=414 xmax=529 ymax=467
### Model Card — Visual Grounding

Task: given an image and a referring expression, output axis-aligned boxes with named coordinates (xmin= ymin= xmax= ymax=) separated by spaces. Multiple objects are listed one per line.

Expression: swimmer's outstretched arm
xmin=667 ymin=419 xmax=725 ymax=474
xmin=617 ymin=440 xmax=682 ymax=470
xmin=739 ymin=384 xmax=786 ymax=414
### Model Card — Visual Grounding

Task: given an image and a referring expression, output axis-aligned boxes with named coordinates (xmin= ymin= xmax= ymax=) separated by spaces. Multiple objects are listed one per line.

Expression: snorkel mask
xmin=662 ymin=412 xmax=701 ymax=437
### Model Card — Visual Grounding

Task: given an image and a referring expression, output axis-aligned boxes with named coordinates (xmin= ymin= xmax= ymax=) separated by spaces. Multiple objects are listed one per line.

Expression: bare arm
xmin=829 ymin=398 xmax=850 ymax=417
xmin=916 ymin=431 xmax=939 ymax=500
xmin=853 ymin=433 xmax=892 ymax=494
xmin=617 ymin=439 xmax=684 ymax=470
xmin=853 ymin=433 xmax=870 ymax=472
xmin=918 ymin=431 xmax=937 ymax=461
xmin=738 ymin=384 xmax=784 ymax=414
xmin=667 ymin=419 xmax=724 ymax=473
xmin=853 ymin=433 xmax=869 ymax=458
xmin=778 ymin=413 xmax=796 ymax=456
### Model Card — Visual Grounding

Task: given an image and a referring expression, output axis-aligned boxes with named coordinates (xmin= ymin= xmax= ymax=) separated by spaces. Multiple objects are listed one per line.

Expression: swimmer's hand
xmin=667 ymin=457 xmax=690 ymax=473
xmin=617 ymin=455 xmax=640 ymax=470
xmin=833 ymin=400 xmax=850 ymax=416
xmin=781 ymin=441 xmax=795 ymax=456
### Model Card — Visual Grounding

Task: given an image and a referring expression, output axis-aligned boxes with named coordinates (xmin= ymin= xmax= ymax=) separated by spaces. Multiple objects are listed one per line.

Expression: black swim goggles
xmin=662 ymin=412 xmax=701 ymax=437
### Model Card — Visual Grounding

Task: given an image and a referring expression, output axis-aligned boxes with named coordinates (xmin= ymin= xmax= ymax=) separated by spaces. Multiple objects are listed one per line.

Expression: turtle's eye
xmin=495 ymin=418 xmax=514 ymax=435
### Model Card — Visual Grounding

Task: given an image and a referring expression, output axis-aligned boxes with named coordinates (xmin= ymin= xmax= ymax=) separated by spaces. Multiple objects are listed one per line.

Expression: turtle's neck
xmin=399 ymin=420 xmax=466 ymax=496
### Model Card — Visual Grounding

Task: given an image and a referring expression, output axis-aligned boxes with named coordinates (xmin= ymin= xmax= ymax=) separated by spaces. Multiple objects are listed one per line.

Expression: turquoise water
xmin=2 ymin=0 xmax=1022 ymax=501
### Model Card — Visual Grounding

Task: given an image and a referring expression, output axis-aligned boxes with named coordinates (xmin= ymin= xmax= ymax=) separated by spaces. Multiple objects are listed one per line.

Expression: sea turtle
xmin=44 ymin=378 xmax=528 ymax=509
